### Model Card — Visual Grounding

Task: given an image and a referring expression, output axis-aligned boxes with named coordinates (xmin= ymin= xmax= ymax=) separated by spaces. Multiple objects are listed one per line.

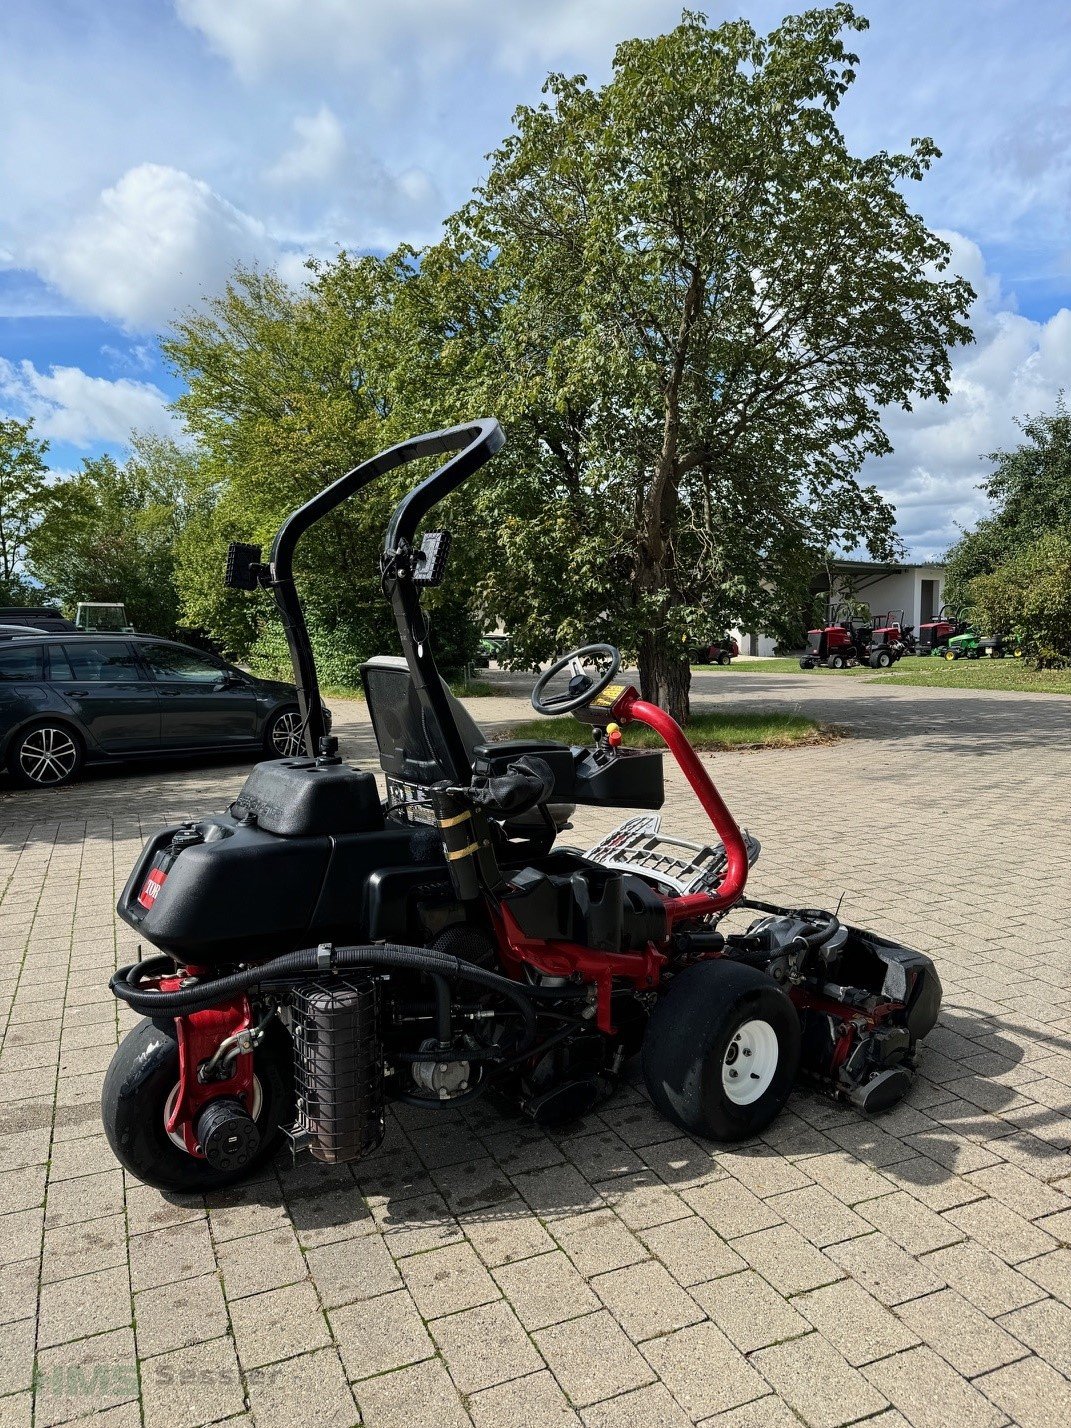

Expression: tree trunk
xmin=638 ymin=624 xmax=691 ymax=725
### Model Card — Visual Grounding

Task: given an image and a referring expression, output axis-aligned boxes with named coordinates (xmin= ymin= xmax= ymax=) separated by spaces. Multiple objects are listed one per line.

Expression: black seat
xmin=360 ymin=656 xmax=574 ymax=834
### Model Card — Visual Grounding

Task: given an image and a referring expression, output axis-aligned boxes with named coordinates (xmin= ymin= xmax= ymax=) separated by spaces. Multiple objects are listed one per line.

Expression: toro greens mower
xmin=799 ymin=604 xmax=871 ymax=669
xmin=100 ymin=422 xmax=941 ymax=1192
xmin=867 ymin=611 xmax=910 ymax=669
xmin=917 ymin=604 xmax=969 ymax=656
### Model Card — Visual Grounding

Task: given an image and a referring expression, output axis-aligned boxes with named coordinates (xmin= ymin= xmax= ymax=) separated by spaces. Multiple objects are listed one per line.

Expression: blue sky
xmin=1 ymin=0 xmax=1069 ymax=555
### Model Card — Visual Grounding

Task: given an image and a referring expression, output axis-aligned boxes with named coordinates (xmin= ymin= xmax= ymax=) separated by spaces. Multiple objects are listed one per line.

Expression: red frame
xmin=161 ymin=971 xmax=254 ymax=1156
xmin=492 ymin=683 xmax=752 ymax=1032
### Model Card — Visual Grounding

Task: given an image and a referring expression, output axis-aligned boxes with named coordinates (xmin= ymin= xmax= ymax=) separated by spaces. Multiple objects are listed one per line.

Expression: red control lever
xmin=612 ymin=688 xmax=750 ymax=922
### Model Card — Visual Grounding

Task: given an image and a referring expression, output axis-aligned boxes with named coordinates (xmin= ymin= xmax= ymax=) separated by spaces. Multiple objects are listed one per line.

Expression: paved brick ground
xmin=2 ymin=671 xmax=1070 ymax=1428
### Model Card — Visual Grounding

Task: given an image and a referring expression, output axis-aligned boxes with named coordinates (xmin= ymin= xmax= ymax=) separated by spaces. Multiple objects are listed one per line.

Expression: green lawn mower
xmin=944 ymin=629 xmax=1023 ymax=660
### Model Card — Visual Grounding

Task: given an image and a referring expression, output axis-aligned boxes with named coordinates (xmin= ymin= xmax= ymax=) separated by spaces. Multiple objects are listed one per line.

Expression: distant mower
xmin=916 ymin=604 xmax=969 ymax=656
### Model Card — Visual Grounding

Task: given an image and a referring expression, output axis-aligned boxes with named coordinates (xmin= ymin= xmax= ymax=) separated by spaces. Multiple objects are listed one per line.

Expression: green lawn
xmin=695 ymin=655 xmax=1071 ymax=695
xmin=874 ymin=659 xmax=1071 ymax=695
xmin=693 ymin=657 xmax=869 ymax=676
xmin=502 ymin=709 xmax=836 ymax=751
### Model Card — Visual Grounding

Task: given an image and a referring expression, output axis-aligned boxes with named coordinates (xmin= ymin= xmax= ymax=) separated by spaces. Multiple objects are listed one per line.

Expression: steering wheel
xmin=531 ymin=644 xmax=621 ymax=716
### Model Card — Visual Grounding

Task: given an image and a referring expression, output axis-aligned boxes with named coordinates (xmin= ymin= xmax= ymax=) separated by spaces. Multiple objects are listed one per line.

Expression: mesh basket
xmin=290 ymin=974 xmax=385 ymax=1163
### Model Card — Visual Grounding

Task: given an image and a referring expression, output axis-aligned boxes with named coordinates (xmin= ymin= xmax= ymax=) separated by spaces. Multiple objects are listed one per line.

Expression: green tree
xmin=164 ymin=264 xmax=480 ymax=680
xmin=374 ymin=5 xmax=972 ymax=719
xmin=0 ymin=416 xmax=50 ymax=604
xmin=26 ymin=435 xmax=196 ymax=634
xmin=945 ymin=398 xmax=1071 ymax=600
xmin=969 ymin=530 xmax=1071 ymax=666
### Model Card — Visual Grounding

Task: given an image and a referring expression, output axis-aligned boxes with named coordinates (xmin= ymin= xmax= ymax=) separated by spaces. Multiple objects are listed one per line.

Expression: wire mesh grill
xmin=290 ymin=974 xmax=385 ymax=1164
xmin=584 ymin=814 xmax=761 ymax=895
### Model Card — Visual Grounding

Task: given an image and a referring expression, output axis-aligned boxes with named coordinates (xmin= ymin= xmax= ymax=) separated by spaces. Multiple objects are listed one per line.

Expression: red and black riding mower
xmin=101 ymin=422 xmax=941 ymax=1192
xmin=690 ymin=635 xmax=740 ymax=666
xmin=799 ymin=604 xmax=870 ymax=669
xmin=916 ymin=604 xmax=968 ymax=656
xmin=866 ymin=611 xmax=910 ymax=669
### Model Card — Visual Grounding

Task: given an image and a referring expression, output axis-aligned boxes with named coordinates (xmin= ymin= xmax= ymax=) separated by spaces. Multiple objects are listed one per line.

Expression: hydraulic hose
xmin=109 ymin=942 xmax=559 ymax=1042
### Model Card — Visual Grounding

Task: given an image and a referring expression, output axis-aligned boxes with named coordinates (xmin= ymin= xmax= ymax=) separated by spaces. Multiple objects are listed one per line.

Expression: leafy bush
xmin=969 ymin=530 xmax=1071 ymax=667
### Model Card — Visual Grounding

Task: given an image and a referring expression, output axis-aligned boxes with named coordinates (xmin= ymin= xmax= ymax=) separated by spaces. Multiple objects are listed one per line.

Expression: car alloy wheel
xmin=269 ymin=709 xmax=304 ymax=757
xmin=19 ymin=726 xmax=80 ymax=785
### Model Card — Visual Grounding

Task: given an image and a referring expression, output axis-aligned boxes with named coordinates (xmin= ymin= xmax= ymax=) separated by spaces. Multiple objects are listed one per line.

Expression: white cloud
xmin=174 ymin=0 xmax=677 ymax=81
xmin=0 ymin=358 xmax=178 ymax=447
xmin=267 ymin=105 xmax=346 ymax=185
xmin=866 ymin=232 xmax=1071 ymax=559
xmin=32 ymin=164 xmax=276 ymax=331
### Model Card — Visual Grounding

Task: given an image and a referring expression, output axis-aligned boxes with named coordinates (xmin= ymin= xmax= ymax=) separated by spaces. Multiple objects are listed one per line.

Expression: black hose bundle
xmin=108 ymin=942 xmax=591 ymax=1048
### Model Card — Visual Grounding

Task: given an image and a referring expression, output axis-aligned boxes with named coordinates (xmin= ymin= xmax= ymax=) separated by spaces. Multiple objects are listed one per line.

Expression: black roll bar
xmin=267 ymin=418 xmax=503 ymax=759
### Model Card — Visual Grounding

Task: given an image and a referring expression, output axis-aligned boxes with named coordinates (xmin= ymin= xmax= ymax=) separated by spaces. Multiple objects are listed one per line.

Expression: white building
xmin=733 ymin=559 xmax=947 ymax=656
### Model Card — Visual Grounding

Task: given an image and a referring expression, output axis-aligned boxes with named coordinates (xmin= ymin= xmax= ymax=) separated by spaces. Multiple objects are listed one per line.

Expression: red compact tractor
xmin=799 ymin=604 xmax=871 ymax=669
xmin=916 ymin=605 xmax=969 ymax=656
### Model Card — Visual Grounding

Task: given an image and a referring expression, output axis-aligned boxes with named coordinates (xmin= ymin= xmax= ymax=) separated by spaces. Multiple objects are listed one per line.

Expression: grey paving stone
xmin=304 ymin=1229 xmax=401 ymax=1308
xmin=896 ymin=1287 xmax=1028 ymax=1376
xmin=794 ymin=1278 xmax=920 ymax=1366
xmin=863 ymin=1345 xmax=1007 ymax=1428
xmin=355 ymin=1356 xmax=473 ymax=1428
xmin=733 ymin=1223 xmax=843 ymax=1295
xmin=33 ymin=1326 xmax=139 ymax=1427
xmin=230 ymin=1278 xmax=333 ymax=1370
xmin=469 ymin=1368 xmax=581 ymax=1427
xmin=642 ymin=1313 xmax=765 ymax=1416
xmin=997 ymin=1296 xmax=1071 ymax=1378
xmin=217 ymin=1224 xmax=310 ymax=1300
xmin=638 ymin=1215 xmax=744 ymax=1286
xmin=591 ymin=1259 xmax=703 ymax=1340
xmin=400 ymin=1240 xmax=499 ymax=1319
xmin=431 ymin=1297 xmax=542 ymax=1392
xmin=976 ymin=1355 xmax=1071 ymax=1428
xmin=243 ymin=1345 xmax=359 ymax=1428
xmin=921 ymin=1240 xmax=1046 ymax=1316
xmin=461 ymin=1197 xmax=557 ymax=1267
xmin=553 ymin=1208 xmax=649 ymax=1277
xmin=580 ymin=1382 xmax=693 ymax=1428
xmin=535 ymin=1309 xmax=654 ymax=1407
xmin=827 ymin=1230 xmax=945 ymax=1306
xmin=692 ymin=1269 xmax=809 ymax=1353
xmin=493 ymin=1248 xmax=599 ymax=1330
xmin=133 ymin=1270 xmax=230 ymax=1359
xmin=751 ymin=1331 xmax=889 ymax=1428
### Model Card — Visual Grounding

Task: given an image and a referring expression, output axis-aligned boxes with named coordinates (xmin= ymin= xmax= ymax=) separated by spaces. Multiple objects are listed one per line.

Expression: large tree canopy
xmin=162 ymin=7 xmax=972 ymax=714
xmin=373 ymin=4 xmax=973 ymax=716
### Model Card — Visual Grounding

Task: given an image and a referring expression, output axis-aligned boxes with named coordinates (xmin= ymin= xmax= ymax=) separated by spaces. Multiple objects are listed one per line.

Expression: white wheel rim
xmin=271 ymin=711 xmax=304 ymax=756
xmin=163 ymin=1077 xmax=264 ymax=1154
xmin=722 ymin=1019 xmax=779 ymax=1105
xmin=20 ymin=726 xmax=78 ymax=784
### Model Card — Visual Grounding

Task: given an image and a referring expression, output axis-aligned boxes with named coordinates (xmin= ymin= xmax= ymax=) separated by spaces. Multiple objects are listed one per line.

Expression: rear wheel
xmin=264 ymin=705 xmax=304 ymax=758
xmin=829 ymin=654 xmax=845 ymax=669
xmin=642 ymin=960 xmax=800 ymax=1141
xmin=717 ymin=651 xmax=732 ymax=666
xmin=7 ymin=722 xmax=84 ymax=788
xmin=101 ymin=1017 xmax=292 ymax=1192
xmin=799 ymin=658 xmax=815 ymax=669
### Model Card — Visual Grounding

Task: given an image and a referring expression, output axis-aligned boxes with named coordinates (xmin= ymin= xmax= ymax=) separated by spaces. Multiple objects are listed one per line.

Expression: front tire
xmin=717 ymin=651 xmax=732 ymax=666
xmin=101 ymin=1017 xmax=292 ymax=1192
xmin=642 ymin=960 xmax=800 ymax=1141
xmin=264 ymin=705 xmax=304 ymax=759
xmin=7 ymin=722 xmax=84 ymax=788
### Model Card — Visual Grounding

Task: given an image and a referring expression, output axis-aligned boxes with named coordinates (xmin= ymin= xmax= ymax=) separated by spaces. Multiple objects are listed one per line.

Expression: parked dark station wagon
xmin=0 ymin=635 xmax=320 ymax=788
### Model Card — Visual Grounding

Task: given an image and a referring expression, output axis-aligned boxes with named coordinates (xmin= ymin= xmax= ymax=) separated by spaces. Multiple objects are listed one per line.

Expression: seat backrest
xmin=361 ymin=656 xmax=486 ymax=784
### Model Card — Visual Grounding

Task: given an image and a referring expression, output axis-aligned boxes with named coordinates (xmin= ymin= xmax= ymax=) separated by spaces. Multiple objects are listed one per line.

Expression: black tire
xmin=264 ymin=705 xmax=304 ymax=759
xmin=799 ymin=658 xmax=815 ymax=670
xmin=717 ymin=651 xmax=732 ymax=666
xmin=829 ymin=654 xmax=845 ymax=669
xmin=7 ymin=721 xmax=84 ymax=788
xmin=876 ymin=650 xmax=892 ymax=668
xmin=642 ymin=960 xmax=801 ymax=1141
xmin=101 ymin=1017 xmax=293 ymax=1192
